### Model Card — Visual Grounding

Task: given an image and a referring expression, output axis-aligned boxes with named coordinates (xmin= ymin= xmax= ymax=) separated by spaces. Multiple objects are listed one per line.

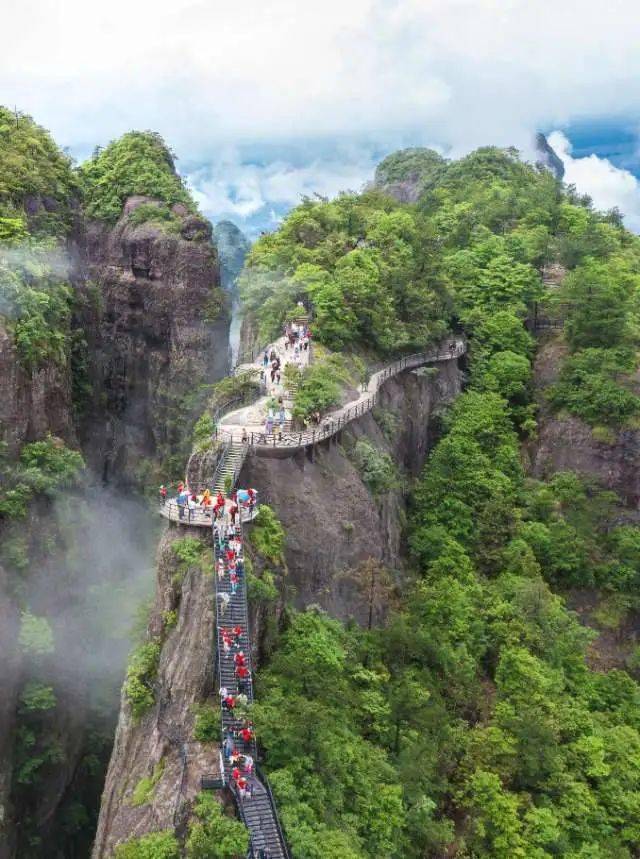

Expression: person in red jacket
xmin=240 ymin=726 xmax=254 ymax=743
xmin=234 ymin=651 xmax=246 ymax=668
xmin=236 ymin=665 xmax=249 ymax=680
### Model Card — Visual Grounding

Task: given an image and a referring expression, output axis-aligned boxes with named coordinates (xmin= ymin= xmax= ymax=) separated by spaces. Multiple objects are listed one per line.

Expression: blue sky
xmin=3 ymin=0 xmax=640 ymax=237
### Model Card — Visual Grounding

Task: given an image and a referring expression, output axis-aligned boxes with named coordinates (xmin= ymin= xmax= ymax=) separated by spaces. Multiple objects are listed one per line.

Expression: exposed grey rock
xmin=534 ymin=132 xmax=565 ymax=180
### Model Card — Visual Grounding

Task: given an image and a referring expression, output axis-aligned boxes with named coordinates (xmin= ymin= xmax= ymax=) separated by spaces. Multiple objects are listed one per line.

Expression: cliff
xmin=92 ymin=527 xmax=220 ymax=858
xmin=373 ymin=147 xmax=448 ymax=203
xmin=78 ymin=196 xmax=229 ymax=486
xmin=0 ymin=319 xmax=76 ymax=456
xmin=531 ymin=334 xmax=640 ymax=504
xmin=0 ymin=114 xmax=232 ymax=857
xmin=241 ymin=361 xmax=462 ymax=622
xmin=92 ymin=358 xmax=462 ymax=853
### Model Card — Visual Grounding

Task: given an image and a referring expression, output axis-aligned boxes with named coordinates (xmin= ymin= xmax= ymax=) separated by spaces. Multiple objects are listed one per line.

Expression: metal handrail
xmin=218 ymin=340 xmax=466 ymax=452
xmin=255 ymin=763 xmax=292 ymax=859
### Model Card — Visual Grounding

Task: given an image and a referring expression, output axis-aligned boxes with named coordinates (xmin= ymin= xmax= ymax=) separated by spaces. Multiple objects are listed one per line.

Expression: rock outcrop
xmin=373 ymin=147 xmax=448 ymax=203
xmin=534 ymin=132 xmax=565 ymax=180
xmin=0 ymin=321 xmax=76 ymax=456
xmin=242 ymin=360 xmax=462 ymax=622
xmin=531 ymin=334 xmax=640 ymax=505
xmin=77 ymin=198 xmax=229 ymax=485
xmin=92 ymin=528 xmax=220 ymax=858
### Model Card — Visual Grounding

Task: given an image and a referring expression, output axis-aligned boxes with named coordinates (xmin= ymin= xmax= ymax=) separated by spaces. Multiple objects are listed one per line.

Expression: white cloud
xmin=3 ymin=0 xmax=640 ymax=156
xmin=184 ymin=143 xmax=383 ymax=234
xmin=549 ymin=131 xmax=640 ymax=232
xmin=3 ymin=1 xmax=640 ymax=229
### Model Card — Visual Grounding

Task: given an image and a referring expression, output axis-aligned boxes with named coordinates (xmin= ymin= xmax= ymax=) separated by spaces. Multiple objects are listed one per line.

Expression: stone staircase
xmin=204 ymin=516 xmax=290 ymax=859
xmin=212 ymin=442 xmax=249 ymax=493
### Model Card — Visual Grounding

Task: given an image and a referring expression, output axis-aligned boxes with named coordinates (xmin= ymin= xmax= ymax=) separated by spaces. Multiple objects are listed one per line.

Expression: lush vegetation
xmin=374 ymin=147 xmax=448 ymax=192
xmin=123 ymin=641 xmax=161 ymax=721
xmin=239 ymin=194 xmax=450 ymax=351
xmin=0 ymin=108 xmax=81 ymax=380
xmin=251 ymin=146 xmax=640 ymax=858
xmin=130 ymin=759 xmax=165 ymax=807
xmin=0 ymin=107 xmax=80 ymax=236
xmin=79 ymin=131 xmax=195 ymax=223
xmin=127 ymin=201 xmax=182 ymax=232
xmin=114 ymin=830 xmax=180 ymax=859
xmin=0 ymin=436 xmax=84 ymax=521
xmin=539 ymin=221 xmax=640 ymax=429
xmin=185 ymin=793 xmax=249 ymax=858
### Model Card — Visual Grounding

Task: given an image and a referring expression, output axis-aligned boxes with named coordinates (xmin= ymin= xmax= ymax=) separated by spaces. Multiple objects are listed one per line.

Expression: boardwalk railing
xmin=219 ymin=340 xmax=466 ymax=451
xmin=206 ymin=511 xmax=290 ymax=858
xmin=159 ymin=500 xmax=257 ymax=527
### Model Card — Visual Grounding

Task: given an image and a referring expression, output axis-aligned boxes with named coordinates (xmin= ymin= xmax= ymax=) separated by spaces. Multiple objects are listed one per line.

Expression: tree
xmin=564 ymin=257 xmax=638 ymax=351
xmin=186 ymin=793 xmax=248 ymax=858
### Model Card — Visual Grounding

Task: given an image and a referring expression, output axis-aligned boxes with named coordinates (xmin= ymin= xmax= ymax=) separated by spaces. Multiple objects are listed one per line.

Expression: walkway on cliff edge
xmin=158 ymin=333 xmax=466 ymax=855
xmin=208 ymin=501 xmax=290 ymax=858
xmin=218 ymin=337 xmax=465 ymax=449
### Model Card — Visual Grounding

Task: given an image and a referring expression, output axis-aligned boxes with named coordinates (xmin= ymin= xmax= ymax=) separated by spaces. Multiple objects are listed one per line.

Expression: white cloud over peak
xmin=3 ymin=1 xmax=640 ymax=230
xmin=3 ymin=0 xmax=640 ymax=157
xmin=549 ymin=131 xmax=640 ymax=232
xmin=184 ymin=143 xmax=385 ymax=234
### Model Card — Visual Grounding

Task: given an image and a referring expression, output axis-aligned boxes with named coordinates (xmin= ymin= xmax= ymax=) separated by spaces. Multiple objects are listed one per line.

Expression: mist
xmin=18 ymin=484 xmax=159 ymax=707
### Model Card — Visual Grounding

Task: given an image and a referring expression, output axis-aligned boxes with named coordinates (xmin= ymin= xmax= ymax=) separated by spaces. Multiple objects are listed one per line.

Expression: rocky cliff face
xmin=78 ymin=197 xmax=229 ymax=486
xmin=534 ymin=132 xmax=565 ymax=181
xmin=242 ymin=362 xmax=462 ymax=623
xmin=1 ymin=206 xmax=230 ymax=856
xmin=213 ymin=220 xmax=250 ymax=296
xmin=0 ymin=320 xmax=76 ymax=456
xmin=92 ymin=527 xmax=220 ymax=858
xmin=92 ymin=359 xmax=462 ymax=854
xmin=531 ymin=335 xmax=640 ymax=504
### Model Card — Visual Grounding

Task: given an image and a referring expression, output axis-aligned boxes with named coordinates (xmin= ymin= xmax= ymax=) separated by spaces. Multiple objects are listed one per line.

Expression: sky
xmin=2 ymin=0 xmax=640 ymax=236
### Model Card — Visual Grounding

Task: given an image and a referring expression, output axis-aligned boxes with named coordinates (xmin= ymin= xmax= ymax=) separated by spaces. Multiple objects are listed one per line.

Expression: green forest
xmin=3 ymin=103 xmax=640 ymax=858
xmin=243 ymin=147 xmax=640 ymax=858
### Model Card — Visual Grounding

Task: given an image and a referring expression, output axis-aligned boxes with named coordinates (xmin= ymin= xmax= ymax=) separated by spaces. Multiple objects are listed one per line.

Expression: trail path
xmin=219 ymin=334 xmax=310 ymax=439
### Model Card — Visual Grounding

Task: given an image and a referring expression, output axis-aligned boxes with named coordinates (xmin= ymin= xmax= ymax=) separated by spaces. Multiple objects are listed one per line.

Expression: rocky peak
xmin=534 ymin=132 xmax=565 ymax=180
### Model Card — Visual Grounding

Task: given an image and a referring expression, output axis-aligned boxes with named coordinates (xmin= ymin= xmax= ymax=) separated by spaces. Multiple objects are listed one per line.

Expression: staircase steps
xmin=202 ymin=480 xmax=289 ymax=858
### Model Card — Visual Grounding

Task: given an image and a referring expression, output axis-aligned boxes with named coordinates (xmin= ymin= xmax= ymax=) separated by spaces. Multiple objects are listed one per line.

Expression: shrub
xmin=123 ymin=641 xmax=161 ymax=720
xmin=173 ymin=537 xmax=208 ymax=575
xmin=114 ymin=830 xmax=179 ymax=859
xmin=19 ymin=435 xmax=84 ymax=491
xmin=18 ymin=611 xmax=54 ymax=655
xmin=192 ymin=704 xmax=220 ymax=743
xmin=592 ymin=425 xmax=617 ymax=445
xmin=548 ymin=349 xmax=640 ymax=427
xmin=250 ymin=505 xmax=285 ymax=565
xmin=185 ymin=792 xmax=249 ymax=858
xmin=247 ymin=568 xmax=279 ymax=604
xmin=79 ymin=131 xmax=195 ymax=223
xmin=128 ymin=203 xmax=180 ymax=231
xmin=162 ymin=609 xmax=178 ymax=630
xmin=19 ymin=682 xmax=56 ymax=713
xmin=0 ymin=106 xmax=81 ymax=236
xmin=193 ymin=412 xmax=215 ymax=450
xmin=130 ymin=759 xmax=165 ymax=807
xmin=291 ymin=359 xmax=342 ymax=421
xmin=373 ymin=407 xmax=399 ymax=441
xmin=351 ymin=439 xmax=398 ymax=496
